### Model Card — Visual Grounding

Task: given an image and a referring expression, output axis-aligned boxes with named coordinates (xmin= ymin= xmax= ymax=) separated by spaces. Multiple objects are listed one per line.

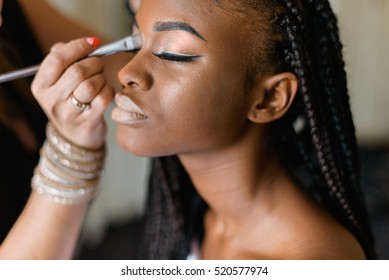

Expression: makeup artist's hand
xmin=31 ymin=37 xmax=113 ymax=149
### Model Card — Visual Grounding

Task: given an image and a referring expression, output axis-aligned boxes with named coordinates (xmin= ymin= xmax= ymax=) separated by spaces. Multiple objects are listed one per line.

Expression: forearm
xmin=0 ymin=122 xmax=105 ymax=259
xmin=18 ymin=0 xmax=100 ymax=53
xmin=0 ymin=191 xmax=87 ymax=259
xmin=0 ymin=38 xmax=110 ymax=260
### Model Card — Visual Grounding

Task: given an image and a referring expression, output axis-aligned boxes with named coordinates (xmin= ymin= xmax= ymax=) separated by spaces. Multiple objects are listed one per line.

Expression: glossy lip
xmin=111 ymin=93 xmax=148 ymax=125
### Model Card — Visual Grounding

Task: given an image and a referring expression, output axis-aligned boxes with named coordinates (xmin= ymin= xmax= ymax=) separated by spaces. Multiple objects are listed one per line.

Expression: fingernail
xmin=86 ymin=37 xmax=101 ymax=47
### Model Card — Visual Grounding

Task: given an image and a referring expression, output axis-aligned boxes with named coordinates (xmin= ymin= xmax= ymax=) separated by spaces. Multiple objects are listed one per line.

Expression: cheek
xmin=115 ymin=56 xmax=250 ymax=156
xmin=158 ymin=67 xmax=249 ymax=149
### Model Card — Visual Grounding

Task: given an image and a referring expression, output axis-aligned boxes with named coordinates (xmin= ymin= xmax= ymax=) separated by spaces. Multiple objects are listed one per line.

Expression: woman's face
xmin=113 ymin=0 xmax=259 ymax=157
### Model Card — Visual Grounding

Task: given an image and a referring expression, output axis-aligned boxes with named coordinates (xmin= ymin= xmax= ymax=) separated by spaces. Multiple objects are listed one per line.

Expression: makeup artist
xmin=0 ymin=0 xmax=111 ymax=259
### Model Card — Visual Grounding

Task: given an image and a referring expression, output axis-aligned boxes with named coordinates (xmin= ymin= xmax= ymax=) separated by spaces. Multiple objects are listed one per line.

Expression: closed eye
xmin=153 ymin=52 xmax=201 ymax=63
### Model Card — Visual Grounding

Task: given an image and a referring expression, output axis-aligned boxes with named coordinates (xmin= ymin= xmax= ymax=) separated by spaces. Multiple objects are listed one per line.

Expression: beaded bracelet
xmin=31 ymin=123 xmax=106 ymax=204
xmin=46 ymin=123 xmax=105 ymax=162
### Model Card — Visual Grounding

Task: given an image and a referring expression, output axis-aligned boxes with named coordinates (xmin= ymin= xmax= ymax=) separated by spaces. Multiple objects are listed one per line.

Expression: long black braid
xmin=138 ymin=156 xmax=198 ymax=259
xmin=309 ymin=0 xmax=375 ymax=254
xmin=137 ymin=0 xmax=376 ymax=259
xmin=274 ymin=0 xmax=375 ymax=258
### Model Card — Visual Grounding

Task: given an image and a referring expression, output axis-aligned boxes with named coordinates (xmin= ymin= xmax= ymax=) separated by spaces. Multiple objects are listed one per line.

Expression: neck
xmin=178 ymin=126 xmax=287 ymax=228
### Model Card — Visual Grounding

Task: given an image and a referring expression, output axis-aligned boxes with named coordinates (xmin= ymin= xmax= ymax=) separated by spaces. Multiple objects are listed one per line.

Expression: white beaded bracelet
xmin=31 ymin=123 xmax=106 ymax=205
xmin=31 ymin=174 xmax=99 ymax=205
xmin=46 ymin=123 xmax=105 ymax=162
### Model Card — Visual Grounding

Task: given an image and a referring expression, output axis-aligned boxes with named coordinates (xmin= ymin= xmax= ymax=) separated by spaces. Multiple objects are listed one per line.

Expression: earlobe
xmin=247 ymin=72 xmax=298 ymax=123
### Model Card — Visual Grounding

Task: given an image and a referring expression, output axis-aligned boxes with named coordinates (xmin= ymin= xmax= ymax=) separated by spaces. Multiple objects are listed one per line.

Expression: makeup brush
xmin=0 ymin=34 xmax=142 ymax=84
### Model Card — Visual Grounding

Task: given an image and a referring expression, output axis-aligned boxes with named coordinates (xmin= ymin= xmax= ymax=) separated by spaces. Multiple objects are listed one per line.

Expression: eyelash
xmin=153 ymin=52 xmax=200 ymax=63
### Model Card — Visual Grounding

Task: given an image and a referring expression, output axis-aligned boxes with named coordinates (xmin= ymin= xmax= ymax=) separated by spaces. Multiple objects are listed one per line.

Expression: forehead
xmin=140 ymin=0 xmax=248 ymax=18
xmin=137 ymin=0 xmax=253 ymax=34
xmin=137 ymin=0 xmax=264 ymax=72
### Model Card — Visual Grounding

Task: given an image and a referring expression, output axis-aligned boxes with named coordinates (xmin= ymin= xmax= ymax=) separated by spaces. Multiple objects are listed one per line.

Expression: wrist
xmin=31 ymin=122 xmax=106 ymax=204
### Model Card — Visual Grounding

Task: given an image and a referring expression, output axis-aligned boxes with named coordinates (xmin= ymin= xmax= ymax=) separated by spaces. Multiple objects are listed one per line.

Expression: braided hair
xmin=137 ymin=0 xmax=376 ymax=259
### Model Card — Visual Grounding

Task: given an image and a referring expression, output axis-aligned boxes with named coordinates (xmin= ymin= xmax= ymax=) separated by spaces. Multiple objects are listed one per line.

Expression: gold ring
xmin=70 ymin=94 xmax=91 ymax=111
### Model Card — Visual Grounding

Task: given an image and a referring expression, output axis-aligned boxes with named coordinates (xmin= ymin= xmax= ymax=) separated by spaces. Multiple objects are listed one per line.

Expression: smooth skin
xmin=113 ymin=0 xmax=364 ymax=259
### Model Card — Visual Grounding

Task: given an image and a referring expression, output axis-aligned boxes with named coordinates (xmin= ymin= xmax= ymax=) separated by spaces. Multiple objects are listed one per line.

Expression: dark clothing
xmin=0 ymin=0 xmax=47 ymax=241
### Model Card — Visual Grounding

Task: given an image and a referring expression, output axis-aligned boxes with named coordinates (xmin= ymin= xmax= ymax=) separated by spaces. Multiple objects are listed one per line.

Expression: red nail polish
xmin=86 ymin=37 xmax=101 ymax=47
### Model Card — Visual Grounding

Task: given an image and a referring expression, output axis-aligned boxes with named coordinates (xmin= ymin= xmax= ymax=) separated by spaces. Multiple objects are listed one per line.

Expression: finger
xmin=90 ymin=84 xmax=114 ymax=115
xmin=37 ymin=57 xmax=105 ymax=102
xmin=50 ymin=42 xmax=65 ymax=52
xmin=72 ymin=73 xmax=107 ymax=105
xmin=32 ymin=37 xmax=101 ymax=91
xmin=55 ymin=57 xmax=104 ymax=99
xmin=47 ymin=74 xmax=105 ymax=123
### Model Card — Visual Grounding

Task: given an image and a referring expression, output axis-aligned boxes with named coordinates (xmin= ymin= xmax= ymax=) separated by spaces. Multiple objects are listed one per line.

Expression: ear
xmin=247 ymin=72 xmax=298 ymax=123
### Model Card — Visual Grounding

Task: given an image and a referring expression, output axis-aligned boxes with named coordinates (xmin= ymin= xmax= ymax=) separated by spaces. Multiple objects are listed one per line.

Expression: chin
xmin=115 ymin=126 xmax=173 ymax=158
xmin=116 ymin=128 xmax=147 ymax=157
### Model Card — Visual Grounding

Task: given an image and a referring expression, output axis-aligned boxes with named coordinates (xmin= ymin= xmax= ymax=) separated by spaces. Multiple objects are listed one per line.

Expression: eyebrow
xmin=154 ymin=21 xmax=207 ymax=42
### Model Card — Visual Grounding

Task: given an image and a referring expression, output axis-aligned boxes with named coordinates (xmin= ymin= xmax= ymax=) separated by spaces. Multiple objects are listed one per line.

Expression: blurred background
xmin=6 ymin=0 xmax=389 ymax=259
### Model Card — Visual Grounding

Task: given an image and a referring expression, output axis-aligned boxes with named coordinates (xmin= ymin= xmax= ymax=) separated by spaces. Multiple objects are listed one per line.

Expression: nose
xmin=118 ymin=51 xmax=153 ymax=91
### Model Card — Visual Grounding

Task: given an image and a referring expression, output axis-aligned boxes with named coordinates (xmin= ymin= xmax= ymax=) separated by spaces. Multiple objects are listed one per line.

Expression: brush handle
xmin=0 ymin=35 xmax=141 ymax=84
xmin=0 ymin=65 xmax=40 ymax=83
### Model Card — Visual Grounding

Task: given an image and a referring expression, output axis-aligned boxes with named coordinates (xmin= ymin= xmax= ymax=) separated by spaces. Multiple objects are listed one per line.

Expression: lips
xmin=111 ymin=93 xmax=148 ymax=124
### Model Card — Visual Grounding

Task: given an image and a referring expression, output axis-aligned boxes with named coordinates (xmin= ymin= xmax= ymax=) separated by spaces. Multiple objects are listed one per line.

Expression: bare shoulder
xmin=255 ymin=185 xmax=366 ymax=260
xmin=271 ymin=219 xmax=366 ymax=259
